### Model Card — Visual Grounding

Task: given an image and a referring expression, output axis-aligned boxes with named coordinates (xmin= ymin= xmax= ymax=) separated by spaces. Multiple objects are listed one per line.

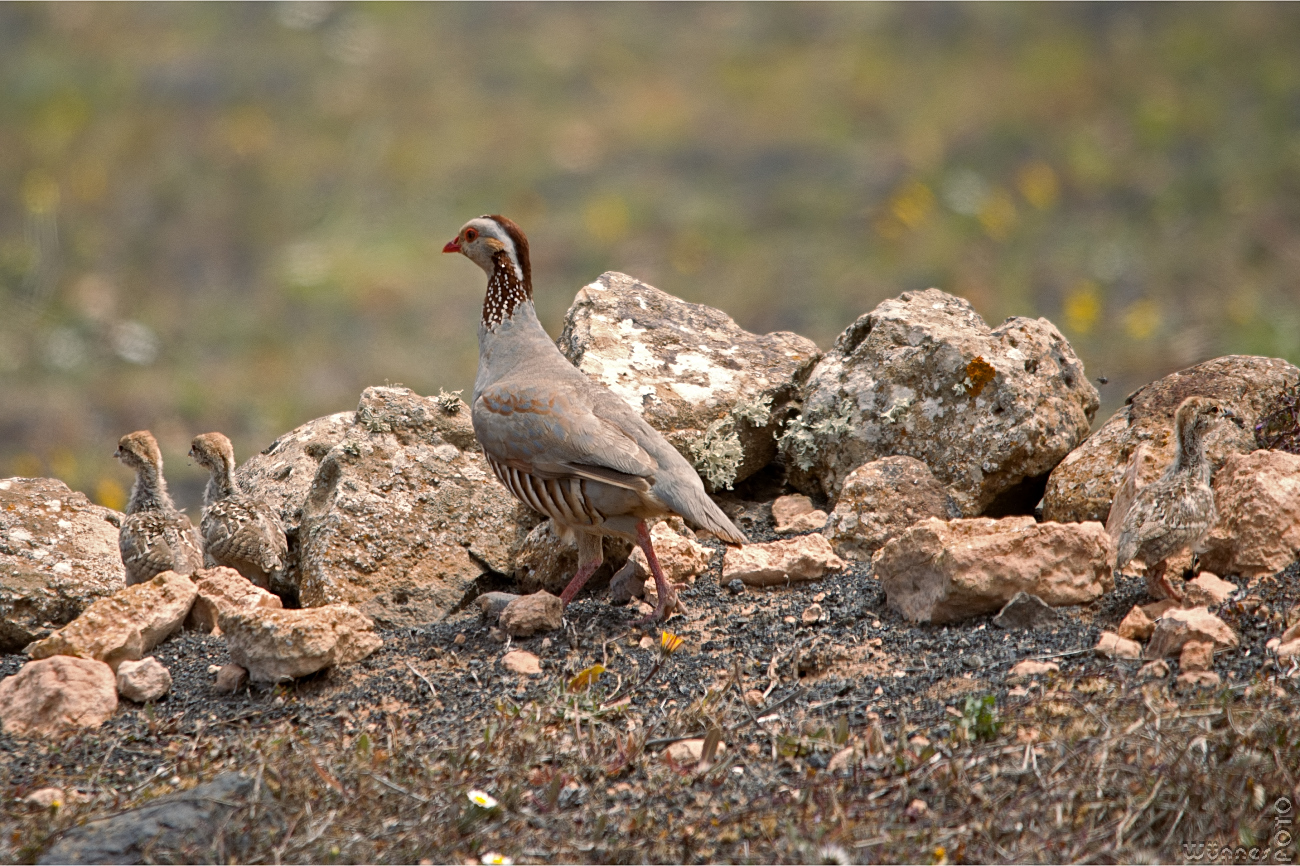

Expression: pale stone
xmin=186 ymin=566 xmax=282 ymax=634
xmin=905 ymin=799 xmax=930 ymax=820
xmin=500 ymin=650 xmax=542 ymax=676
xmin=1136 ymin=660 xmax=1170 ymax=681
xmin=801 ymin=603 xmax=824 ymax=625
xmin=0 ymin=655 xmax=117 ymax=736
xmin=873 ymin=516 xmax=1115 ymax=624
xmin=1117 ymin=606 xmax=1155 ymax=642
xmin=1175 ymin=670 xmax=1221 ymax=691
xmin=1095 ymin=631 xmax=1143 ymax=660
xmin=1198 ymin=450 xmax=1300 ymax=580
xmin=213 ymin=664 xmax=248 ymax=693
xmin=219 ymin=603 xmax=382 ymax=683
xmin=1044 ymin=355 xmax=1293 ymax=523
xmin=665 ymin=738 xmax=725 ymax=763
xmin=823 ymin=457 xmax=960 ymax=560
xmin=1007 ymin=660 xmax=1059 ymax=679
xmin=1275 ymin=640 xmax=1300 ymax=661
xmin=28 ymin=571 xmax=198 ymax=672
xmin=771 ymin=495 xmax=828 ymax=534
xmin=24 ymin=788 xmax=66 ymax=808
xmin=722 ymin=535 xmax=845 ymax=587
xmin=559 ymin=271 xmax=820 ymax=490
xmin=1179 ymin=640 xmax=1215 ymax=673
xmin=1145 ymin=607 xmax=1239 ymax=659
xmin=783 ymin=289 xmax=1097 ymax=514
xmin=115 ymin=657 xmax=172 ymax=702
xmin=1141 ymin=598 xmax=1180 ymax=621
xmin=499 ymin=591 xmax=563 ymax=638
xmin=474 ymin=592 xmax=520 ymax=622
xmin=0 ymin=477 xmax=126 ymax=652
xmin=1283 ymin=622 xmax=1300 ymax=644
xmin=1182 ymin=572 xmax=1237 ymax=608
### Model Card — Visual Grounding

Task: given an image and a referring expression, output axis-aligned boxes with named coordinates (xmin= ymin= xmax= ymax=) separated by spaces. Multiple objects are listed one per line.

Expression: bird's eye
xmin=464 ymin=228 xmax=479 ymax=242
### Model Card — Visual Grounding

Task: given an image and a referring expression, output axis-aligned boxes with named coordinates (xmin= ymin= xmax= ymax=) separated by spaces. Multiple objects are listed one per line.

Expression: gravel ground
xmin=3 ymin=506 xmax=1298 ymax=863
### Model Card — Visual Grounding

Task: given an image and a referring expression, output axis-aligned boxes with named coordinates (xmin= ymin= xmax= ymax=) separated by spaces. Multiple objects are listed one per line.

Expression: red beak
xmin=442 ymin=237 xmax=461 ymax=254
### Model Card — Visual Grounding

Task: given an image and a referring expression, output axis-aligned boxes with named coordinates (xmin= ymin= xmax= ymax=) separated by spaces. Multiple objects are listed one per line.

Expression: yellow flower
xmin=466 ymin=789 xmax=499 ymax=810
xmin=481 ymin=854 xmax=513 ymax=865
xmin=568 ymin=664 xmax=606 ymax=692
xmin=660 ymin=630 xmax=684 ymax=655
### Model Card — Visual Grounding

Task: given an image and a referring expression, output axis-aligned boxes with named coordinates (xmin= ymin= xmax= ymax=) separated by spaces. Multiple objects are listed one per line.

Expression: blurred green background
xmin=3 ymin=3 xmax=1300 ymax=513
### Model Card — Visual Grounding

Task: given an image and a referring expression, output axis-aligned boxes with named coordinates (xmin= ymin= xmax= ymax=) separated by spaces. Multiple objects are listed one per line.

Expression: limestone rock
xmin=115 ymin=657 xmax=172 ymax=702
xmin=992 ymin=592 xmax=1061 ymax=630
xmin=186 ymin=566 xmax=282 ymax=634
xmin=1179 ymin=640 xmax=1214 ymax=672
xmin=873 ymin=516 xmax=1114 ymax=624
xmin=0 ymin=477 xmax=126 ymax=653
xmin=500 ymin=650 xmax=542 ymax=676
xmin=1145 ymin=607 xmax=1239 ymax=659
xmin=665 ymin=738 xmax=725 ymax=764
xmin=214 ymin=664 xmax=248 ymax=693
xmin=0 ymin=655 xmax=117 ymax=737
xmin=279 ymin=387 xmax=538 ymax=626
xmin=822 ymin=457 xmax=961 ymax=560
xmin=1175 ymin=670 xmax=1221 ymax=691
xmin=1007 ymin=659 xmax=1059 ymax=680
xmin=781 ymin=289 xmax=1097 ymax=514
xmin=1276 ymin=640 xmax=1300 ymax=661
xmin=722 ymin=535 xmax=845 ymax=587
xmin=29 ymin=571 xmax=198 ymax=671
xmin=219 ymin=603 xmax=382 ymax=683
xmin=1197 ymin=449 xmax=1300 ymax=580
xmin=499 ymin=591 xmax=563 ymax=637
xmin=771 ymin=495 xmax=828 ymax=534
xmin=1182 ymin=572 xmax=1237 ymax=607
xmin=1095 ymin=631 xmax=1142 ymax=660
xmin=512 ymin=520 xmax=631 ymax=596
xmin=1044 ymin=355 xmax=1296 ymax=523
xmin=37 ymin=773 xmax=252 ymax=865
xmin=1117 ymin=606 xmax=1155 ymax=642
xmin=475 ymin=592 xmax=520 ymax=623
xmin=1136 ymin=660 xmax=1170 ymax=680
xmin=558 ymin=271 xmax=820 ymax=490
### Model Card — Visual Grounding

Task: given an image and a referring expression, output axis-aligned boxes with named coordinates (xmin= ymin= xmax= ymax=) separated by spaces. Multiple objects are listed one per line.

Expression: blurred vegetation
xmin=2 ymin=3 xmax=1300 ymax=513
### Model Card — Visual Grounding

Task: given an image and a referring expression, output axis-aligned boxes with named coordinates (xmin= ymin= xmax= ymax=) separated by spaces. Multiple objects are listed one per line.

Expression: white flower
xmin=481 ymin=854 xmax=513 ymax=865
xmin=467 ymin=789 xmax=499 ymax=810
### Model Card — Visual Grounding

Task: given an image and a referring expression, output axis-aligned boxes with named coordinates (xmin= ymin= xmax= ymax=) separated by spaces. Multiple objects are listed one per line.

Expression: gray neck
xmin=203 ymin=468 xmax=238 ymax=506
xmin=1170 ymin=426 xmax=1210 ymax=483
xmin=127 ymin=466 xmax=175 ymax=514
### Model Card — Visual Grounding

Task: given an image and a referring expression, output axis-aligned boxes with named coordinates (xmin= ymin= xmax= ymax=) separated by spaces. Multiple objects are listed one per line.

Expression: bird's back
xmin=120 ymin=509 xmax=203 ymax=585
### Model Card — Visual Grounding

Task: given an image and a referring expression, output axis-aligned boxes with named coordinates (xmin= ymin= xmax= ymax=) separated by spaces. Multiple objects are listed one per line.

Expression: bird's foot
xmin=633 ymin=584 xmax=684 ymax=625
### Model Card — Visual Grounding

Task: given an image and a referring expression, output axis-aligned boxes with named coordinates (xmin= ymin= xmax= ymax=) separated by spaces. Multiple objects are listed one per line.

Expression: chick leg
xmin=1145 ymin=559 xmax=1184 ymax=602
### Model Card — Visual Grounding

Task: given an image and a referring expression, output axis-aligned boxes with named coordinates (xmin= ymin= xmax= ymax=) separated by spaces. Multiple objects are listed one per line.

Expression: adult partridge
xmin=1115 ymin=396 xmax=1236 ymax=600
xmin=114 ymin=430 xmax=204 ymax=585
xmin=444 ymin=215 xmax=747 ymax=621
xmin=189 ymin=432 xmax=289 ymax=591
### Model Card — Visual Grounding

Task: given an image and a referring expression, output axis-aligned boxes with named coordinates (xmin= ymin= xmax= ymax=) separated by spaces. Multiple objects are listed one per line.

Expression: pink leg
xmin=633 ymin=520 xmax=679 ymax=624
xmin=559 ymin=532 xmax=604 ymax=607
xmin=1146 ymin=560 xmax=1184 ymax=602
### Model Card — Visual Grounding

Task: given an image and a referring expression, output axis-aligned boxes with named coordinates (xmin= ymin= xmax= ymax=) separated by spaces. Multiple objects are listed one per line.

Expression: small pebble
xmin=727 ymin=579 xmax=745 ymax=595
xmin=453 ymin=633 xmax=466 ymax=646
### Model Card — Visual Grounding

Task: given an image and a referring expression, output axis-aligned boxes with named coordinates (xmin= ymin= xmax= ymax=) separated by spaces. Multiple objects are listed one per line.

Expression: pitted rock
xmin=115 ymin=657 xmax=172 ymax=702
xmin=274 ymin=387 xmax=538 ymax=625
xmin=780 ymin=289 xmax=1097 ymax=514
xmin=1197 ymin=449 xmax=1300 ymax=580
xmin=219 ymin=603 xmax=381 ymax=683
xmin=1045 ymin=355 xmax=1296 ymax=523
xmin=499 ymin=591 xmax=564 ymax=637
xmin=873 ymin=516 xmax=1114 ymax=624
xmin=0 ymin=655 xmax=117 ymax=737
xmin=28 ymin=571 xmax=197 ymax=671
xmin=721 ymin=535 xmax=845 ymax=587
xmin=0 ymin=477 xmax=126 ymax=653
xmin=823 ymin=456 xmax=961 ymax=560
xmin=557 ymin=272 xmax=820 ymax=490
xmin=186 ymin=566 xmax=282 ymax=634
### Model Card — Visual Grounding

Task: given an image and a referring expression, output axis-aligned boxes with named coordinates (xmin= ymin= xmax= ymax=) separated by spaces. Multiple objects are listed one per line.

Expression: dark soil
xmin=3 ymin=517 xmax=1299 ymax=864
